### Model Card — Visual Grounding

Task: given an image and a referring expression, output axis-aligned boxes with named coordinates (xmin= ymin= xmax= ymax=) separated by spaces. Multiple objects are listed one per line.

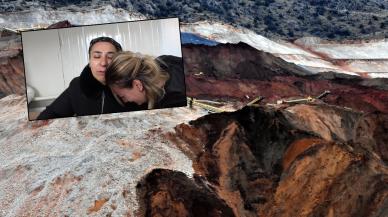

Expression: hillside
xmin=1 ymin=0 xmax=387 ymax=40
xmin=181 ymin=22 xmax=388 ymax=78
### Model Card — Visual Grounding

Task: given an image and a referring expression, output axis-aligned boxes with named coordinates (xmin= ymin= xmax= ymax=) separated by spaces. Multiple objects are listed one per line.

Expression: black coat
xmin=37 ymin=65 xmax=135 ymax=120
xmin=154 ymin=55 xmax=187 ymax=109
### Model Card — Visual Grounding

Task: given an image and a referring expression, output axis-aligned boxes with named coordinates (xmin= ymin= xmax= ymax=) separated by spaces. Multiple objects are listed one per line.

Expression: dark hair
xmin=88 ymin=37 xmax=122 ymax=56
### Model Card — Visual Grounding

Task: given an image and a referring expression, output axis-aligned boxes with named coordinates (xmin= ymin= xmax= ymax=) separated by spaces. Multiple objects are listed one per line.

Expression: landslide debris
xmin=183 ymin=43 xmax=388 ymax=113
xmin=140 ymin=104 xmax=388 ymax=217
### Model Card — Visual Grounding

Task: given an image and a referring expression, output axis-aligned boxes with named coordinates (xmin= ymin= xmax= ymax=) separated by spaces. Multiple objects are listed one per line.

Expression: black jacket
xmin=37 ymin=65 xmax=135 ymax=120
xmin=154 ymin=55 xmax=187 ymax=109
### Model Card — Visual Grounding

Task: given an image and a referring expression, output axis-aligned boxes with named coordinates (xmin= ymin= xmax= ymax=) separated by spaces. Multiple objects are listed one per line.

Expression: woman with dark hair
xmin=105 ymin=51 xmax=187 ymax=110
xmin=37 ymin=37 xmax=130 ymax=120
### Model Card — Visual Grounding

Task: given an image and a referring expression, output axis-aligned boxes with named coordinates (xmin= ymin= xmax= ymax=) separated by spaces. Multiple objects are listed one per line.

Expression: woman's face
xmin=111 ymin=80 xmax=147 ymax=105
xmin=89 ymin=42 xmax=118 ymax=84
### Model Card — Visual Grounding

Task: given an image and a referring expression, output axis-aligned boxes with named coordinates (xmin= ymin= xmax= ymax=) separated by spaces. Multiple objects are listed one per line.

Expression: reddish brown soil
xmin=88 ymin=198 xmax=109 ymax=214
xmin=136 ymin=169 xmax=235 ymax=217
xmin=141 ymin=105 xmax=388 ymax=217
xmin=185 ymin=75 xmax=388 ymax=113
xmin=182 ymin=42 xmax=388 ymax=114
xmin=0 ymin=54 xmax=25 ymax=96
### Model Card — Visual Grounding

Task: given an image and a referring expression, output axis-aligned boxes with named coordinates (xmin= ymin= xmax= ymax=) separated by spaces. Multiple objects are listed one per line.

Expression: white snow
xmin=310 ymin=40 xmax=388 ymax=59
xmin=347 ymin=60 xmax=388 ymax=73
xmin=368 ymin=72 xmax=388 ymax=78
xmin=181 ymin=22 xmax=317 ymax=57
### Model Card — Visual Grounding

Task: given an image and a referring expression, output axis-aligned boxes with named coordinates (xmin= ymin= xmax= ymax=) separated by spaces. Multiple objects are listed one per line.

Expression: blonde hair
xmin=105 ymin=51 xmax=170 ymax=109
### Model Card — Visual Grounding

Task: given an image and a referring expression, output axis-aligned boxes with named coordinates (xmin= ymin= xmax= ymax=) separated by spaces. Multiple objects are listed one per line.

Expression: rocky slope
xmin=163 ymin=104 xmax=388 ymax=217
xmin=181 ymin=22 xmax=388 ymax=78
xmin=182 ymin=42 xmax=311 ymax=79
xmin=182 ymin=42 xmax=388 ymax=114
xmin=0 ymin=30 xmax=24 ymax=97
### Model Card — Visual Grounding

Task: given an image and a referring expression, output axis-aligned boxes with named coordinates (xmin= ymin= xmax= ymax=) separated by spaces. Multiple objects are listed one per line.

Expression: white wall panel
xmin=126 ymin=21 xmax=142 ymax=53
xmin=160 ymin=18 xmax=182 ymax=57
xmin=59 ymin=27 xmax=88 ymax=87
xmin=23 ymin=30 xmax=64 ymax=99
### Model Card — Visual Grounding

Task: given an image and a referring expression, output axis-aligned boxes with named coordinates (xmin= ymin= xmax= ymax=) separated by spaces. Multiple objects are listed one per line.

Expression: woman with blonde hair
xmin=105 ymin=51 xmax=187 ymax=110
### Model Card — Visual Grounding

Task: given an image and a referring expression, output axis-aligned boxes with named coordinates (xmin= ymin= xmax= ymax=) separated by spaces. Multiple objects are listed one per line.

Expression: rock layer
xmin=0 ymin=31 xmax=24 ymax=97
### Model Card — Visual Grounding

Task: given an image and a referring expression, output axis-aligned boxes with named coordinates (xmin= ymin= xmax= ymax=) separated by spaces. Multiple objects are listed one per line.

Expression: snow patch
xmin=181 ymin=22 xmax=317 ymax=57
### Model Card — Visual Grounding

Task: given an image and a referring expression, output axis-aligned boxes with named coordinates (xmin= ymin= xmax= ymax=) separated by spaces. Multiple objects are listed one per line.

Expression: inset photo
xmin=22 ymin=18 xmax=186 ymax=121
